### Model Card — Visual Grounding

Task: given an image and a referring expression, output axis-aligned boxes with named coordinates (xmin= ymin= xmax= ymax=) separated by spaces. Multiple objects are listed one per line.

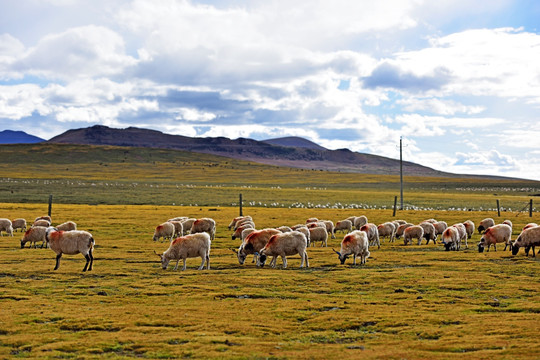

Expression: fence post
xmin=48 ymin=194 xmax=53 ymax=218
xmin=392 ymin=196 xmax=397 ymax=217
xmin=239 ymin=193 xmax=243 ymax=216
xmin=496 ymin=199 xmax=500 ymax=217
xmin=530 ymin=199 xmax=533 ymax=217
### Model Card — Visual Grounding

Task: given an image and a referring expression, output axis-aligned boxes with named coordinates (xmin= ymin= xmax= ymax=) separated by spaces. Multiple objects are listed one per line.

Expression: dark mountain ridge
xmin=47 ymin=125 xmax=486 ymax=178
xmin=0 ymin=130 xmax=44 ymax=144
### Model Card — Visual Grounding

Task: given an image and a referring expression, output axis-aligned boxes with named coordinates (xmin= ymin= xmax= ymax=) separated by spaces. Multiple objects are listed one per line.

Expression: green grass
xmin=0 ymin=204 xmax=538 ymax=359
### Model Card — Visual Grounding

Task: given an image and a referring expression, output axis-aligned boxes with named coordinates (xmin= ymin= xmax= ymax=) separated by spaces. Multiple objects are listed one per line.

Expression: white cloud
xmin=398 ymin=97 xmax=485 ymax=115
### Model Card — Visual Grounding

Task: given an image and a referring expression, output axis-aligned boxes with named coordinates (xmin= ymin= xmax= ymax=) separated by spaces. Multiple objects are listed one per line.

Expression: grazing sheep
xmin=334 ymin=220 xmax=353 ymax=235
xmin=306 ymin=217 xmax=318 ymax=224
xmin=452 ymin=223 xmax=468 ymax=249
xmin=307 ymin=222 xmax=326 ymax=229
xmin=394 ymin=219 xmax=407 ymax=225
xmin=153 ymin=222 xmax=175 ymax=242
xmin=168 ymin=221 xmax=184 ymax=237
xmin=295 ymin=226 xmax=311 ymax=247
xmin=232 ymin=224 xmax=254 ymax=240
xmin=228 ymin=215 xmax=251 ymax=230
xmin=478 ymin=218 xmax=495 ymax=234
xmin=354 ymin=216 xmax=368 ymax=230
xmin=12 ymin=218 xmax=27 ymax=232
xmin=241 ymin=227 xmax=257 ymax=241
xmin=360 ymin=223 xmax=380 ymax=249
xmin=168 ymin=216 xmax=188 ymax=222
xmin=332 ymin=230 xmax=370 ymax=265
xmin=190 ymin=218 xmax=216 ymax=241
xmin=377 ymin=222 xmax=395 ymax=243
xmin=0 ymin=218 xmax=13 ymax=237
xmin=419 ymin=222 xmax=436 ymax=244
xmin=462 ymin=220 xmax=475 ymax=239
xmin=423 ymin=218 xmax=438 ymax=224
xmin=478 ymin=224 xmax=512 ymax=253
xmin=56 ymin=221 xmax=77 ymax=232
xmin=35 ymin=216 xmax=52 ymax=223
xmin=180 ymin=218 xmax=196 ymax=234
xmin=20 ymin=226 xmax=48 ymax=248
xmin=234 ymin=219 xmax=255 ymax=231
xmin=234 ymin=228 xmax=281 ymax=265
xmin=156 ymin=233 xmax=211 ymax=271
xmin=259 ymin=231 xmax=309 ymax=268
xmin=395 ymin=223 xmax=414 ymax=240
xmin=403 ymin=225 xmax=424 ymax=246
xmin=433 ymin=221 xmax=448 ymax=239
xmin=33 ymin=219 xmax=51 ymax=228
xmin=291 ymin=224 xmax=307 ymax=231
xmin=46 ymin=227 xmax=95 ymax=271
xmin=511 ymin=226 xmax=540 ymax=257
xmin=523 ymin=223 xmax=538 ymax=231
xmin=309 ymin=226 xmax=328 ymax=247
xmin=276 ymin=225 xmax=292 ymax=233
xmin=502 ymin=219 xmax=513 ymax=230
xmin=441 ymin=227 xmax=460 ymax=251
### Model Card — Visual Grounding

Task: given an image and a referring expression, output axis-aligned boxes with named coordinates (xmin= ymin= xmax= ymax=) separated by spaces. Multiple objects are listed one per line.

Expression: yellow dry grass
xmin=0 ymin=203 xmax=538 ymax=359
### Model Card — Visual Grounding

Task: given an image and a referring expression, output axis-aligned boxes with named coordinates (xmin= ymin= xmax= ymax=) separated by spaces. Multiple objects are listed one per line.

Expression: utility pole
xmin=400 ymin=137 xmax=404 ymax=210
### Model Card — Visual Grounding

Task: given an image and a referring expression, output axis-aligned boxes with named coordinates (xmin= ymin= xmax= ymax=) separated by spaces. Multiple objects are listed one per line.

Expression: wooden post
xmin=239 ymin=193 xmax=243 ymax=216
xmin=393 ymin=196 xmax=398 ymax=217
xmin=496 ymin=199 xmax=500 ymax=217
xmin=530 ymin=199 xmax=533 ymax=217
xmin=48 ymin=195 xmax=53 ymax=218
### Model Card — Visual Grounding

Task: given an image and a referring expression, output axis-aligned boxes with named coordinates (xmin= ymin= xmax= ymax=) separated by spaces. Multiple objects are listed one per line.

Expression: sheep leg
xmin=353 ymin=254 xmax=357 ymax=266
xmin=532 ymin=246 xmax=536 ymax=257
xmin=198 ymin=256 xmax=205 ymax=270
xmin=173 ymin=259 xmax=180 ymax=270
xmin=82 ymin=254 xmax=91 ymax=272
xmin=54 ymin=253 xmax=62 ymax=270
xmin=182 ymin=259 xmax=187 ymax=271
xmin=270 ymin=256 xmax=277 ymax=268
xmin=206 ymin=254 xmax=210 ymax=270
xmin=87 ymin=249 xmax=94 ymax=271
xmin=281 ymin=256 xmax=287 ymax=269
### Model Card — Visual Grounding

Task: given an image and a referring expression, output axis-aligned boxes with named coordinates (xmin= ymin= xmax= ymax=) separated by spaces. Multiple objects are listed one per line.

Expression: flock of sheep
xmin=1 ymin=213 xmax=538 ymax=272
xmin=152 ymin=214 xmax=540 ymax=271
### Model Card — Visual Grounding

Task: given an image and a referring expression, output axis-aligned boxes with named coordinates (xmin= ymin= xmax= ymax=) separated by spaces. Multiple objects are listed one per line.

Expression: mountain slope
xmin=0 ymin=130 xmax=44 ymax=144
xmin=262 ymin=136 xmax=327 ymax=151
xmin=47 ymin=125 xmax=451 ymax=177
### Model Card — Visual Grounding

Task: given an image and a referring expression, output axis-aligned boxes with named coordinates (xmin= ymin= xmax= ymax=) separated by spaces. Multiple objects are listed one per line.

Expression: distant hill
xmin=0 ymin=130 xmax=44 ymax=144
xmin=262 ymin=136 xmax=327 ymax=151
xmin=47 ymin=125 xmax=470 ymax=178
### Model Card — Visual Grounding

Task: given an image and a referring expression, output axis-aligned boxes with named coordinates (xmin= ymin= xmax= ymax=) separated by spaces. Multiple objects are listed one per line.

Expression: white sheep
xmin=45 ymin=227 xmax=95 ymax=271
xmin=258 ymin=231 xmax=309 ymax=269
xmin=294 ymin=226 xmax=311 ymax=247
xmin=403 ymin=225 xmax=424 ymax=246
xmin=12 ymin=218 xmax=27 ymax=232
xmin=190 ymin=218 xmax=216 ymax=241
xmin=377 ymin=222 xmax=395 ymax=243
xmin=523 ymin=223 xmax=538 ymax=231
xmin=478 ymin=224 xmax=512 ymax=253
xmin=153 ymin=222 xmax=176 ymax=242
xmin=334 ymin=220 xmax=353 ymax=235
xmin=33 ymin=219 xmax=51 ymax=228
xmin=320 ymin=220 xmax=336 ymax=239
xmin=232 ymin=223 xmax=254 ymax=240
xmin=511 ymin=226 xmax=540 ymax=257
xmin=478 ymin=218 xmax=495 ymax=234
xmin=0 ymin=218 xmax=13 ymax=237
xmin=395 ymin=223 xmax=414 ymax=240
xmin=433 ymin=221 xmax=448 ymax=239
xmin=462 ymin=220 xmax=474 ymax=239
xmin=502 ymin=219 xmax=513 ymax=230
xmin=234 ymin=218 xmax=255 ymax=231
xmin=56 ymin=221 xmax=77 ymax=232
xmin=441 ymin=227 xmax=460 ymax=251
xmin=332 ymin=230 xmax=370 ymax=265
xmin=234 ymin=228 xmax=281 ymax=265
xmin=168 ymin=216 xmax=188 ymax=222
xmin=276 ymin=225 xmax=293 ymax=233
xmin=306 ymin=217 xmax=319 ymax=224
xmin=228 ymin=215 xmax=252 ymax=230
xmin=167 ymin=220 xmax=184 ymax=237
xmin=419 ymin=222 xmax=436 ymax=244
xmin=309 ymin=226 xmax=328 ymax=247
xmin=180 ymin=218 xmax=196 ymax=234
xmin=35 ymin=215 xmax=52 ymax=223
xmin=452 ymin=223 xmax=468 ymax=249
xmin=360 ymin=223 xmax=380 ymax=249
xmin=20 ymin=226 xmax=48 ymax=248
xmin=354 ymin=215 xmax=368 ymax=230
xmin=156 ymin=232 xmax=211 ymax=271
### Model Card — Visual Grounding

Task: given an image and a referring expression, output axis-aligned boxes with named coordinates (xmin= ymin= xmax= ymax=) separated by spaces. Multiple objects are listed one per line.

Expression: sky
xmin=1 ymin=0 xmax=540 ymax=180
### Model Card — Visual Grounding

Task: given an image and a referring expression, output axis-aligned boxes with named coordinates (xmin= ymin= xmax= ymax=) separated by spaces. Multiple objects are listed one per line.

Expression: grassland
xmin=0 ymin=203 xmax=539 ymax=359
xmin=0 ymin=143 xmax=539 ymax=359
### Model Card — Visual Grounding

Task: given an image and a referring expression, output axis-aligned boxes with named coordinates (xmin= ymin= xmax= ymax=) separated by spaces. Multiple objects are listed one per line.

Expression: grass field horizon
xmin=0 ymin=143 xmax=539 ymax=359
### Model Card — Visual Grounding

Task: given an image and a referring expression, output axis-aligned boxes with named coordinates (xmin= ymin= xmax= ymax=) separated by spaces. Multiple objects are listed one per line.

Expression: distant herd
xmin=0 ymin=214 xmax=538 ymax=272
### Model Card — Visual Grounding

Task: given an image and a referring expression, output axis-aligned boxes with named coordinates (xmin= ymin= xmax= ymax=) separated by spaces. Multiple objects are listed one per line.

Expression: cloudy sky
xmin=1 ymin=0 xmax=540 ymax=180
